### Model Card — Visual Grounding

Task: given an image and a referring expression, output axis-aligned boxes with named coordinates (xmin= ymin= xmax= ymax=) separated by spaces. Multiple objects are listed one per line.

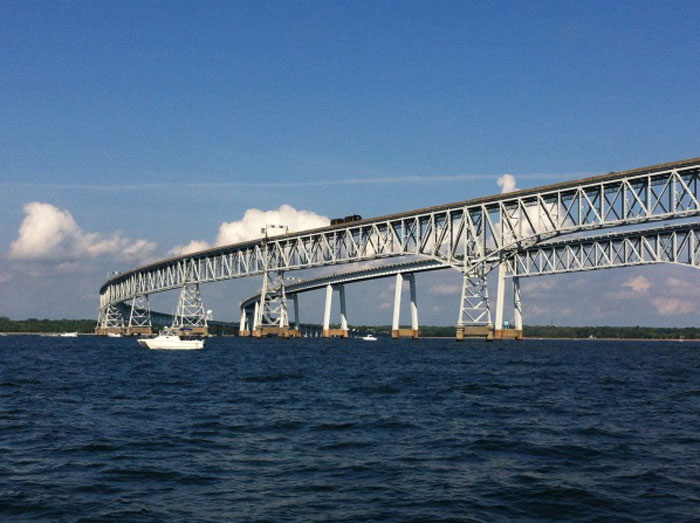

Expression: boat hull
xmin=137 ymin=337 xmax=204 ymax=350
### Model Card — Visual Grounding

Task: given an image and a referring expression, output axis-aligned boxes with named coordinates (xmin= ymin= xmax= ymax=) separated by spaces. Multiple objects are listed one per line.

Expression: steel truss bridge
xmin=97 ymin=157 xmax=700 ymax=340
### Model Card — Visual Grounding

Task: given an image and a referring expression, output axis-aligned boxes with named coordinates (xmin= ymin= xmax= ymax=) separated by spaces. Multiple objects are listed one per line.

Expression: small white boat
xmin=106 ymin=332 xmax=122 ymax=338
xmin=137 ymin=329 xmax=204 ymax=350
xmin=360 ymin=334 xmax=378 ymax=341
xmin=59 ymin=332 xmax=78 ymax=338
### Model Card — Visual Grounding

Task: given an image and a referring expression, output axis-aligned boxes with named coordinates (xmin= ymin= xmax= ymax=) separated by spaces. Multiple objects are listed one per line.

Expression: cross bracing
xmin=507 ymin=222 xmax=700 ymax=277
xmin=239 ymin=221 xmax=700 ymax=309
xmin=100 ymin=158 xmax=700 ymax=307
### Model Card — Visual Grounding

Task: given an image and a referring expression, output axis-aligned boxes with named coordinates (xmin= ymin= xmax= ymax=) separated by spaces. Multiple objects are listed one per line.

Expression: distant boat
xmin=106 ymin=332 xmax=122 ymax=338
xmin=59 ymin=332 xmax=78 ymax=338
xmin=137 ymin=328 xmax=204 ymax=350
xmin=360 ymin=334 xmax=377 ymax=341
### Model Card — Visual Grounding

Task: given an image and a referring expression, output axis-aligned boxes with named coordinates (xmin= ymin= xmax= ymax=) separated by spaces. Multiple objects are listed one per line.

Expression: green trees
xmin=0 ymin=317 xmax=96 ymax=333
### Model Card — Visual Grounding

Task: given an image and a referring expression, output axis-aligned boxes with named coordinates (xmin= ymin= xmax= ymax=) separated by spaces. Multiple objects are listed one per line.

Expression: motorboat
xmin=137 ymin=328 xmax=204 ymax=350
xmin=360 ymin=334 xmax=378 ymax=341
xmin=106 ymin=332 xmax=122 ymax=338
xmin=59 ymin=332 xmax=78 ymax=337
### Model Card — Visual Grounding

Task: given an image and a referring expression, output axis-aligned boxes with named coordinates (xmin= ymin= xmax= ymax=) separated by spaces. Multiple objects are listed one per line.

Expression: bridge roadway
xmin=97 ymin=157 xmax=700 ymax=339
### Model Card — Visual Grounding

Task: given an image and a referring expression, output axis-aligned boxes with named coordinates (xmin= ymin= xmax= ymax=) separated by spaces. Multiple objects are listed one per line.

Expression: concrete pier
xmin=456 ymin=325 xmax=494 ymax=341
xmin=322 ymin=284 xmax=349 ymax=338
xmin=391 ymin=273 xmax=419 ymax=338
xmin=252 ymin=326 xmax=299 ymax=338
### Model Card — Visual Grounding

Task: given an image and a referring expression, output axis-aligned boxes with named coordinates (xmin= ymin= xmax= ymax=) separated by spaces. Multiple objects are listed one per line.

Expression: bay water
xmin=1 ymin=336 xmax=699 ymax=521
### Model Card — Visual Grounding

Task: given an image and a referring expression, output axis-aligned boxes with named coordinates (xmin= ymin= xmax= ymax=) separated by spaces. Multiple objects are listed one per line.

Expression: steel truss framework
xmin=256 ymin=270 xmax=289 ymax=330
xmin=458 ymin=267 xmax=492 ymax=326
xmin=99 ymin=159 xmax=700 ymax=309
xmin=98 ymin=303 xmax=124 ymax=330
xmin=240 ymin=221 xmax=700 ymax=312
xmin=128 ymin=294 xmax=151 ymax=328
xmin=507 ymin=223 xmax=700 ymax=277
xmin=172 ymin=283 xmax=207 ymax=330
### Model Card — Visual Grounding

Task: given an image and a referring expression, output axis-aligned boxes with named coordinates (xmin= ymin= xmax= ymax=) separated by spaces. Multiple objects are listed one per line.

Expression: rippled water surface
xmin=1 ymin=336 xmax=700 ymax=521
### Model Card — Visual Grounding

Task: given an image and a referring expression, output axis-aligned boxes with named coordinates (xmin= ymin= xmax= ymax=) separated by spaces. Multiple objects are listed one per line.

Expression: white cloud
xmin=9 ymin=202 xmax=156 ymax=262
xmin=429 ymin=283 xmax=461 ymax=296
xmin=622 ymin=275 xmax=651 ymax=293
xmin=215 ymin=204 xmax=329 ymax=245
xmin=166 ymin=204 xmax=329 ymax=258
xmin=665 ymin=277 xmax=700 ymax=298
xmin=522 ymin=278 xmax=558 ymax=294
xmin=526 ymin=305 xmax=548 ymax=317
xmin=497 ymin=174 xmax=518 ymax=193
xmin=169 ymin=240 xmax=212 ymax=257
xmin=652 ymin=297 xmax=695 ymax=316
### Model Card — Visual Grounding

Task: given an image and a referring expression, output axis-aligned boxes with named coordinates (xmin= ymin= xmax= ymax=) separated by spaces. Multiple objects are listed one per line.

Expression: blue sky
xmin=1 ymin=1 xmax=699 ymax=325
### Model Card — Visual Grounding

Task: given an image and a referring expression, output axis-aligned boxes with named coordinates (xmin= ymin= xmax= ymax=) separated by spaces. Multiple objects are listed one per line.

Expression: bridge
xmin=97 ymin=157 xmax=700 ymax=340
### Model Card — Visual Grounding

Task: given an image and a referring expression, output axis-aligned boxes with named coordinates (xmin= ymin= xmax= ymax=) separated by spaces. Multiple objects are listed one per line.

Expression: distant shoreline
xmin=2 ymin=332 xmax=697 ymax=343
xmin=420 ymin=336 xmax=699 ymax=342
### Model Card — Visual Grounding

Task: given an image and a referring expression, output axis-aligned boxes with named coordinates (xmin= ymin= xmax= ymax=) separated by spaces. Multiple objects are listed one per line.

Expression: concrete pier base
xmin=178 ymin=327 xmax=209 ymax=338
xmin=322 ymin=328 xmax=349 ymax=338
xmin=456 ymin=325 xmax=494 ymax=342
xmin=95 ymin=327 xmax=124 ymax=336
xmin=392 ymin=328 xmax=420 ymax=339
xmin=125 ymin=326 xmax=152 ymax=337
xmin=252 ymin=327 xmax=299 ymax=338
xmin=493 ymin=329 xmax=523 ymax=340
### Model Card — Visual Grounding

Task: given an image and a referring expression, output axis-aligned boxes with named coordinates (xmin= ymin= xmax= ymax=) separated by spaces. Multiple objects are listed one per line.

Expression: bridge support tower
xmin=493 ymin=262 xmax=523 ymax=340
xmin=173 ymin=283 xmax=208 ymax=337
xmin=96 ymin=303 xmax=125 ymax=335
xmin=391 ymin=273 xmax=419 ymax=339
xmin=239 ymin=306 xmax=251 ymax=337
xmin=254 ymin=270 xmax=299 ymax=338
xmin=125 ymin=294 xmax=153 ymax=336
xmin=456 ymin=267 xmax=494 ymax=341
xmin=322 ymin=284 xmax=349 ymax=338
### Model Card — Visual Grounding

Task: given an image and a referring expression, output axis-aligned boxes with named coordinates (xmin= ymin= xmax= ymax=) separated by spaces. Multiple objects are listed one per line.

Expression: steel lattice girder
xmin=507 ymin=223 xmax=700 ymax=277
xmin=100 ymin=159 xmax=700 ymax=306
xmin=98 ymin=303 xmax=124 ymax=328
xmin=128 ymin=294 xmax=151 ymax=328
xmin=257 ymin=270 xmax=289 ymax=328
xmin=172 ymin=283 xmax=207 ymax=328
xmin=241 ymin=221 xmax=700 ymax=307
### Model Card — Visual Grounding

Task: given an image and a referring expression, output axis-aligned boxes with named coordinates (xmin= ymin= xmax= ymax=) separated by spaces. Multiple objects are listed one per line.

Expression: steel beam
xmin=100 ymin=159 xmax=700 ymax=307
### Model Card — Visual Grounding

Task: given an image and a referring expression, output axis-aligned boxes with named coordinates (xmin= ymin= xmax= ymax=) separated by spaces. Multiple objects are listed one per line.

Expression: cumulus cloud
xmin=622 ymin=275 xmax=652 ymax=293
xmin=9 ymin=202 xmax=156 ymax=262
xmin=651 ymin=297 xmax=695 ymax=315
xmin=166 ymin=204 xmax=330 ymax=257
xmin=168 ymin=240 xmax=212 ymax=257
xmin=215 ymin=204 xmax=329 ymax=245
xmin=497 ymin=174 xmax=518 ymax=193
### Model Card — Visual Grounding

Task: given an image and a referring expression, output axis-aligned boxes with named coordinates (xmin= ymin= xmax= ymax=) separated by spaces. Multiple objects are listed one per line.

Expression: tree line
xmin=0 ymin=317 xmax=96 ymax=333
xmin=1 ymin=317 xmax=698 ymax=339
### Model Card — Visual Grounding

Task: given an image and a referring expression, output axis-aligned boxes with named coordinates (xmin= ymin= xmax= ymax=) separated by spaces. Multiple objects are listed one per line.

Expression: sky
xmin=1 ymin=1 xmax=699 ymax=326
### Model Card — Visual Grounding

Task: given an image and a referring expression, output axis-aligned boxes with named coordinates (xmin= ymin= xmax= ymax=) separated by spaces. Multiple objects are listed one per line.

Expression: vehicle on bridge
xmin=330 ymin=214 xmax=363 ymax=226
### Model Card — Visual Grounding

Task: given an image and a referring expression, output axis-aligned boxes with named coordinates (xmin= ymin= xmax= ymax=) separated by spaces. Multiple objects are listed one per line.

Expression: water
xmin=1 ymin=336 xmax=699 ymax=522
